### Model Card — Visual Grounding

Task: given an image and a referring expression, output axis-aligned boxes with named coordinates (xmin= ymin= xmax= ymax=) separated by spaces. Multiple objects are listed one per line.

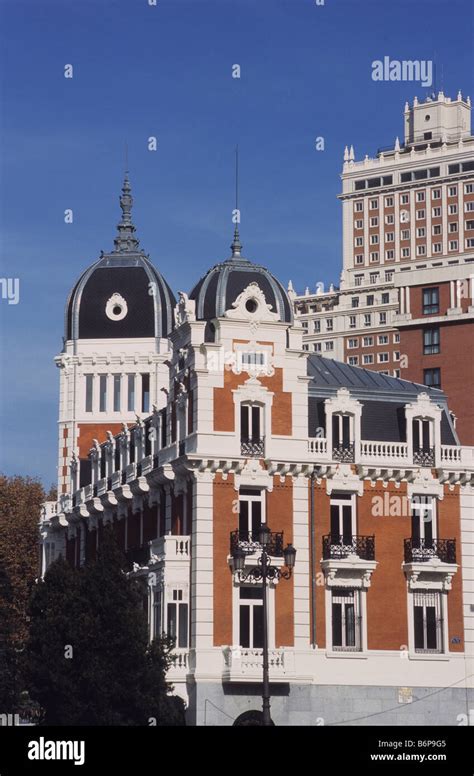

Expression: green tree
xmin=26 ymin=528 xmax=185 ymax=725
xmin=0 ymin=562 xmax=20 ymax=712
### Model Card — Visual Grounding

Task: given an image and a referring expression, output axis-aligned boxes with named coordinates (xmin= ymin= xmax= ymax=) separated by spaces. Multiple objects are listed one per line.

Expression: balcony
xmin=323 ymin=534 xmax=375 ymax=561
xmin=230 ymin=530 xmax=284 ymax=558
xmin=240 ymin=437 xmax=265 ymax=457
xmin=360 ymin=441 xmax=409 ymax=465
xmin=413 ymin=446 xmax=435 ymax=467
xmin=332 ymin=442 xmax=355 ymax=463
xmin=404 ymin=538 xmax=456 ymax=564
xmin=150 ymin=535 xmax=191 ymax=561
xmin=167 ymin=649 xmax=190 ymax=679
xmin=222 ymin=646 xmax=294 ymax=682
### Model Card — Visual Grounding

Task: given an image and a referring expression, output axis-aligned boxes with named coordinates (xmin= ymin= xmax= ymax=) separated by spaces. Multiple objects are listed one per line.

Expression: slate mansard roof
xmin=307 ymin=355 xmax=457 ymax=445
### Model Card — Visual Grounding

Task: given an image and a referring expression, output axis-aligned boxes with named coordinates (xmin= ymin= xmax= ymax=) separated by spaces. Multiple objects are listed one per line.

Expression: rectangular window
xmin=401 ymin=248 xmax=410 ymax=258
xmin=416 ymin=245 xmax=426 ymax=256
xmin=127 ymin=374 xmax=135 ymax=412
xmin=449 ymin=240 xmax=458 ymax=251
xmin=377 ymin=352 xmax=389 ymax=363
xmin=355 ymin=254 xmax=364 ymax=264
xmin=363 ymin=354 xmax=374 ymax=364
xmin=347 ymin=356 xmax=358 ymax=366
xmin=355 ymin=275 xmax=364 ymax=287
xmin=348 ymin=338 xmax=358 ymax=348
xmin=465 ymin=183 xmax=474 ymax=194
xmin=85 ymin=374 xmax=93 ymax=413
xmin=332 ymin=589 xmax=361 ymax=651
xmin=351 ymin=297 xmax=359 ymax=308
xmin=141 ymin=373 xmax=150 ymax=413
xmin=394 ymin=351 xmax=400 ymax=361
xmin=432 ymin=243 xmax=442 ymax=253
xmin=381 ymin=292 xmax=389 ymax=304
xmin=326 ymin=318 xmax=333 ymax=331
xmin=432 ymin=224 xmax=442 ymax=235
xmin=385 ymin=232 xmax=394 ymax=242
xmin=355 ymin=219 xmax=363 ymax=229
xmin=239 ymin=587 xmax=264 ymax=649
xmin=366 ymin=295 xmax=374 ymax=306
xmin=413 ymin=591 xmax=443 ymax=654
xmin=238 ymin=489 xmax=263 ymax=543
xmin=424 ymin=367 xmax=441 ymax=388
xmin=370 ymin=234 xmax=379 ymax=245
xmin=465 ymin=202 xmax=474 ymax=212
xmin=385 ymin=197 xmax=394 ymax=208
xmin=364 ymin=314 xmax=371 ymax=326
xmin=393 ymin=332 xmax=400 ymax=343
xmin=431 ymin=188 xmax=441 ymax=199
xmin=378 ymin=334 xmax=388 ymax=344
xmin=448 ymin=186 xmax=457 ymax=197
xmin=99 ymin=375 xmax=107 ymax=413
xmin=448 ymin=222 xmax=457 ymax=233
xmin=379 ymin=312 xmax=387 ymax=324
xmin=385 ymin=250 xmax=394 ymax=261
xmin=349 ymin=315 xmax=356 ymax=328
xmin=370 ymin=252 xmax=379 ymax=263
xmin=355 ymin=237 xmax=363 ymax=247
xmin=354 ymin=201 xmax=363 ymax=212
xmin=325 ymin=341 xmax=334 ymax=351
xmin=423 ymin=287 xmax=439 ymax=314
xmin=423 ymin=327 xmax=440 ymax=355
xmin=416 ymin=191 xmax=425 ymax=202
xmin=153 ymin=589 xmax=162 ymax=639
xmin=313 ymin=342 xmax=321 ymax=352
xmin=400 ymin=194 xmax=409 ymax=204
xmin=448 ymin=204 xmax=457 ymax=215
xmin=465 ymin=220 xmax=474 ymax=231
xmin=416 ymin=227 xmax=426 ymax=238
xmin=314 ymin=320 xmax=321 ymax=333
xmin=369 ymin=273 xmax=379 ymax=285
xmin=385 ymin=213 xmax=394 ymax=224
xmin=362 ymin=336 xmax=373 ymax=346
xmin=417 ymin=210 xmax=426 ymax=220
xmin=240 ymin=404 xmax=262 ymax=443
xmin=370 ymin=199 xmax=378 ymax=209
xmin=401 ymin=229 xmax=410 ymax=240
xmin=167 ymin=589 xmax=188 ymax=648
xmin=113 ymin=374 xmax=121 ymax=412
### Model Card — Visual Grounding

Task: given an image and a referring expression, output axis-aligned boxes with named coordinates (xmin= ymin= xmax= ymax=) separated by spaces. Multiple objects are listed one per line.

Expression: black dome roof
xmin=65 ymin=175 xmax=176 ymax=341
xmin=189 ymin=230 xmax=293 ymax=323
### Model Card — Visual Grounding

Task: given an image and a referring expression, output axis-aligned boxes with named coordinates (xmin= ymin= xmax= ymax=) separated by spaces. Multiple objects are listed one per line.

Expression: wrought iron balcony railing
xmin=230 ymin=530 xmax=284 ymax=557
xmin=322 ymin=534 xmax=376 ymax=561
xmin=413 ymin=446 xmax=435 ymax=466
xmin=404 ymin=537 xmax=456 ymax=564
xmin=332 ymin=442 xmax=355 ymax=463
xmin=240 ymin=437 xmax=265 ymax=457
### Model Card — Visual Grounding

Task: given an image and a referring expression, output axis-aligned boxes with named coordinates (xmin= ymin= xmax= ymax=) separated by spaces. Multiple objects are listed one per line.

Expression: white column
xmin=293 ymin=475 xmax=311 ymax=648
xmin=405 ymin=286 xmax=411 ymax=315
xmin=400 ymin=287 xmax=405 ymax=314
xmin=450 ymin=280 xmax=455 ymax=308
xmin=191 ymin=472 xmax=214 ymax=652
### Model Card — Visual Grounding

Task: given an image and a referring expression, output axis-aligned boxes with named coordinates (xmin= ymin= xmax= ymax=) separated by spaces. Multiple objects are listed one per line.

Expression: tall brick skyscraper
xmin=293 ymin=91 xmax=474 ymax=444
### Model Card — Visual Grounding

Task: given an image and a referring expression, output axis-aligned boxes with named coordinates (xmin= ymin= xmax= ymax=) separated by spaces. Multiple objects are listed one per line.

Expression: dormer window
xmin=332 ymin=414 xmax=354 ymax=462
xmin=412 ymin=418 xmax=434 ymax=466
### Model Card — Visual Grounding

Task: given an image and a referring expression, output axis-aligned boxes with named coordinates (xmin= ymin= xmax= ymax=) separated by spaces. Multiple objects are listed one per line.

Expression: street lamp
xmin=231 ymin=523 xmax=296 ymax=726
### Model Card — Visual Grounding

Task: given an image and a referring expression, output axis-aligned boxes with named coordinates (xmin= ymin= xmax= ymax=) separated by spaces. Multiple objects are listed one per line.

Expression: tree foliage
xmin=26 ymin=528 xmax=185 ymax=726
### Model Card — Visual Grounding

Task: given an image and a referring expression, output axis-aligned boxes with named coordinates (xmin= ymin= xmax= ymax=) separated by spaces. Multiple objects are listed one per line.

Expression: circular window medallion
xmin=245 ymin=298 xmax=258 ymax=314
xmin=425 ymin=114 xmax=431 ymax=121
xmin=105 ymin=292 xmax=128 ymax=321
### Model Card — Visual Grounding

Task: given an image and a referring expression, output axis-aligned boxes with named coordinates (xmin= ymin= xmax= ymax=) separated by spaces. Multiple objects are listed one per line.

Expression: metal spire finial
xmin=230 ymin=145 xmax=243 ymax=259
xmin=113 ymin=170 xmax=140 ymax=253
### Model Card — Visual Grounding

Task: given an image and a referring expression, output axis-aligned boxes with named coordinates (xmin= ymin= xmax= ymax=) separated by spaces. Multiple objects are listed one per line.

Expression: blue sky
xmin=0 ymin=0 xmax=472 ymax=486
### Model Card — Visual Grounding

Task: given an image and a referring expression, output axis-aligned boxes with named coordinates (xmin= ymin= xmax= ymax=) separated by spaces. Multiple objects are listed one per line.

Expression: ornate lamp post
xmin=231 ymin=523 xmax=296 ymax=726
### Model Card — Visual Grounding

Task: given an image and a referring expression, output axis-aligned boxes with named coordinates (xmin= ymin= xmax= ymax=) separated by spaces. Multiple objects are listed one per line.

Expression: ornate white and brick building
xmin=40 ymin=169 xmax=474 ymax=726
